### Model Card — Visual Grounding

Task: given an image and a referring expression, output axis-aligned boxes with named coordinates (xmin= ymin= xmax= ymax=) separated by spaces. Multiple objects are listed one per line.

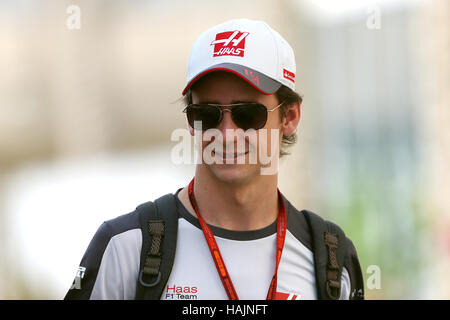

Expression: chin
xmin=208 ymin=163 xmax=260 ymax=186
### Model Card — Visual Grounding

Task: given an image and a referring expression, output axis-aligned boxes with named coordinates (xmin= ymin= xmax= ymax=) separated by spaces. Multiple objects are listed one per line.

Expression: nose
xmin=216 ymin=109 xmax=239 ymax=134
xmin=215 ymin=109 xmax=241 ymax=149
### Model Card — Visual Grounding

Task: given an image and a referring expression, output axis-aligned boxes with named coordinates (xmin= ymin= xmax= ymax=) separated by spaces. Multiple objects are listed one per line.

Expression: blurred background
xmin=0 ymin=0 xmax=448 ymax=299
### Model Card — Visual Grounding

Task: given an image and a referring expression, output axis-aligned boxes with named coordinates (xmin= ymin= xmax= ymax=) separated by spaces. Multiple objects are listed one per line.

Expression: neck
xmin=179 ymin=164 xmax=280 ymax=231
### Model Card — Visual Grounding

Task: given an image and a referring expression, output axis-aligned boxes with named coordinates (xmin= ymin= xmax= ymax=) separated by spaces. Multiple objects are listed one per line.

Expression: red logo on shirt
xmin=211 ymin=31 xmax=249 ymax=57
xmin=166 ymin=284 xmax=198 ymax=294
xmin=274 ymin=291 xmax=302 ymax=300
xmin=165 ymin=284 xmax=198 ymax=300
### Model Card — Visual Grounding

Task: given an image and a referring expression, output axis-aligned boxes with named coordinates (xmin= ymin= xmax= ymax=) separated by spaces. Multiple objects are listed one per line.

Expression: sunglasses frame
xmin=182 ymin=102 xmax=284 ymax=130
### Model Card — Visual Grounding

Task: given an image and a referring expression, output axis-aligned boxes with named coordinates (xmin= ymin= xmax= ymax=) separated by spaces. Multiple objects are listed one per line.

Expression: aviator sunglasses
xmin=182 ymin=102 xmax=284 ymax=131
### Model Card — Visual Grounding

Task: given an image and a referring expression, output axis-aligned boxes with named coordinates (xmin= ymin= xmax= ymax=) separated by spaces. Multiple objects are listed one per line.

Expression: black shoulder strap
xmin=303 ymin=210 xmax=347 ymax=300
xmin=134 ymin=193 xmax=179 ymax=300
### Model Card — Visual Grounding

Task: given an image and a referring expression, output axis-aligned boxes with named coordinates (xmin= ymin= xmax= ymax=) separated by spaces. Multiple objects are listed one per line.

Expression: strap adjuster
xmin=139 ymin=270 xmax=161 ymax=287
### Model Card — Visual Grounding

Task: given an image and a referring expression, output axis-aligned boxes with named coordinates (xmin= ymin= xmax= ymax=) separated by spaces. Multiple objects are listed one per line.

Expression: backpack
xmin=134 ymin=193 xmax=364 ymax=300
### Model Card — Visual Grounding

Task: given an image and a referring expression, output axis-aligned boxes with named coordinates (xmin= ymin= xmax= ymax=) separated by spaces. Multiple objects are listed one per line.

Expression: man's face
xmin=189 ymin=71 xmax=283 ymax=185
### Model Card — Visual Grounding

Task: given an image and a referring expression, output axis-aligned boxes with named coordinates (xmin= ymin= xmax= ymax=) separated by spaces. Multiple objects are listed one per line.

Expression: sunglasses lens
xmin=186 ymin=105 xmax=221 ymax=130
xmin=185 ymin=103 xmax=270 ymax=130
xmin=232 ymin=104 xmax=267 ymax=130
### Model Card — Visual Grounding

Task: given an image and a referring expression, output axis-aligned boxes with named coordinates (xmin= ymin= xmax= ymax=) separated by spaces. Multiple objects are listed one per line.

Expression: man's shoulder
xmin=93 ymin=208 xmax=142 ymax=245
xmin=283 ymin=196 xmax=313 ymax=251
xmin=96 ymin=192 xmax=180 ymax=243
xmin=64 ymin=207 xmax=144 ymax=300
xmin=283 ymin=196 xmax=364 ymax=299
xmin=283 ymin=196 xmax=357 ymax=255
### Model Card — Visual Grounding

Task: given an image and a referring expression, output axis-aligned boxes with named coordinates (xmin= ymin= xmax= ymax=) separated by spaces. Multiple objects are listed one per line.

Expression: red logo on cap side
xmin=283 ymin=68 xmax=295 ymax=83
xmin=211 ymin=31 xmax=249 ymax=57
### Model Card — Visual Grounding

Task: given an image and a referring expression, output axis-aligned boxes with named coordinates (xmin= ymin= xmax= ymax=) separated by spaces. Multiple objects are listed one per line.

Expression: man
xmin=65 ymin=19 xmax=364 ymax=300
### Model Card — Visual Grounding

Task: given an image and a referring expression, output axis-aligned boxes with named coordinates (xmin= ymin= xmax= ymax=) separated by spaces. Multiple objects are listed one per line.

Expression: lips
xmin=213 ymin=150 xmax=249 ymax=161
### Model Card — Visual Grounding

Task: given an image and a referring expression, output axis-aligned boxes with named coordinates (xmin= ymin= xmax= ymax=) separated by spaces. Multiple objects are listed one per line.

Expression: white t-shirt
xmin=64 ymin=190 xmax=362 ymax=300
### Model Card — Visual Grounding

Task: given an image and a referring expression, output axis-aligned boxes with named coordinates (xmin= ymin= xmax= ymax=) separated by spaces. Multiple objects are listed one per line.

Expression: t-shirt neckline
xmin=174 ymin=188 xmax=278 ymax=241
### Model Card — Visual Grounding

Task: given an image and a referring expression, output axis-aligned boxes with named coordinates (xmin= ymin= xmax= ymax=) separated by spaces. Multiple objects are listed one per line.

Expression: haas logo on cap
xmin=211 ymin=31 xmax=249 ymax=57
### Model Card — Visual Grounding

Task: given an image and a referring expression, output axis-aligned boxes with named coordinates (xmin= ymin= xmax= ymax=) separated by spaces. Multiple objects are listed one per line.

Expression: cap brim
xmin=182 ymin=63 xmax=282 ymax=96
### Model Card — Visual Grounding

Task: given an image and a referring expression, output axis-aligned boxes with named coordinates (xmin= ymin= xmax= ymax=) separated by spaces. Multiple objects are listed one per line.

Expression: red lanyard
xmin=187 ymin=177 xmax=287 ymax=300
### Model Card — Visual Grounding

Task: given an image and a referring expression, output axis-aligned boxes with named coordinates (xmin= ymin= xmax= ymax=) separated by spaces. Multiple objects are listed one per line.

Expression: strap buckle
xmin=138 ymin=270 xmax=161 ymax=287
xmin=326 ymin=279 xmax=341 ymax=300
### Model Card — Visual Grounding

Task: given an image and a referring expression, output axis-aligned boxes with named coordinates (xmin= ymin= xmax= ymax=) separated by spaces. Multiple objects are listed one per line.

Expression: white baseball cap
xmin=182 ymin=19 xmax=296 ymax=96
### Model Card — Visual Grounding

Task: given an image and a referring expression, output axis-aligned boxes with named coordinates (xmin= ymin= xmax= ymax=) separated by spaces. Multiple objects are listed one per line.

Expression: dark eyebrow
xmin=197 ymin=100 xmax=258 ymax=105
xmin=197 ymin=100 xmax=220 ymax=104
xmin=231 ymin=100 xmax=258 ymax=104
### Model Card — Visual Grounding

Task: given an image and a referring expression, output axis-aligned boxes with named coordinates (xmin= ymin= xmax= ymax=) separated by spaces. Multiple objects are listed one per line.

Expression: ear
xmin=281 ymin=101 xmax=301 ymax=136
xmin=188 ymin=123 xmax=194 ymax=136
